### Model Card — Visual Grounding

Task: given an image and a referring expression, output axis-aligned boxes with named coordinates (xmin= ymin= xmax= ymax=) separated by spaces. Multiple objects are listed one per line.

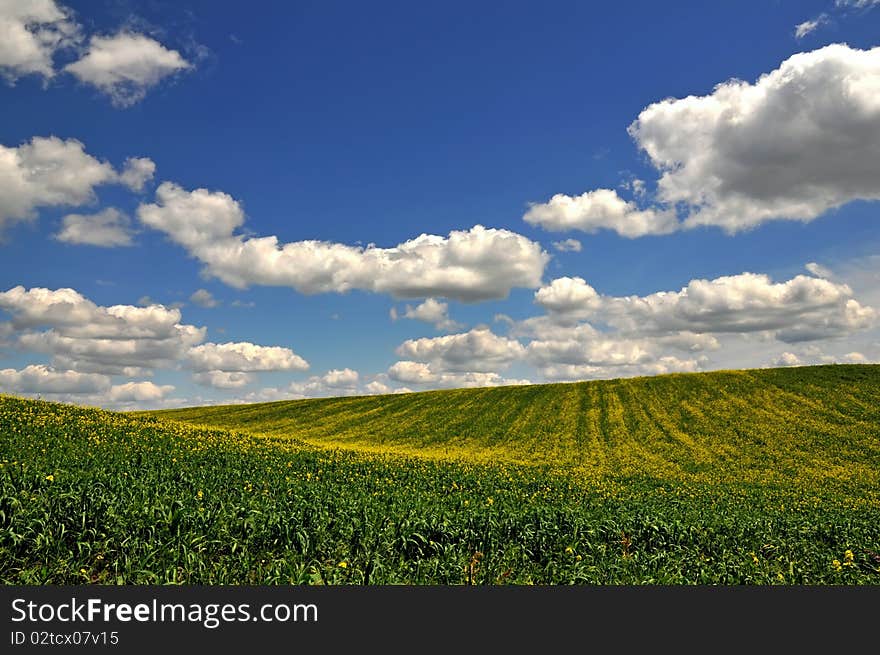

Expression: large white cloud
xmin=0 ymin=286 xmax=188 ymax=337
xmin=107 ymin=380 xmax=174 ymax=402
xmin=531 ymin=272 xmax=875 ymax=343
xmin=525 ymin=44 xmax=880 ymax=237
xmin=0 ymin=365 xmax=175 ymax=404
xmin=509 ymin=264 xmax=878 ymax=381
xmin=0 ymin=286 xmax=315 ymax=394
xmin=0 ymin=364 xmax=109 ymax=394
xmin=523 ymin=189 xmax=678 ymax=238
xmin=364 ymin=379 xmax=393 ymax=395
xmin=319 ymin=368 xmax=359 ymax=388
xmin=395 ymin=327 xmax=526 ymax=373
xmin=64 ymin=32 xmax=191 ymax=107
xmin=186 ymin=341 xmax=309 ymax=373
xmin=521 ymin=319 xmax=712 ymax=381
xmin=631 ymin=44 xmax=880 ymax=233
xmin=0 ymin=285 xmax=206 ymax=375
xmin=1 ymin=4 xmax=191 ymax=107
xmin=55 ymin=207 xmax=134 ymax=247
xmin=0 ymin=0 xmax=79 ymax=82
xmin=387 ymin=360 xmax=437 ymax=384
xmin=18 ymin=329 xmax=204 ymax=376
xmin=387 ymin=326 xmax=532 ymax=389
xmin=0 ymin=136 xmax=155 ymax=233
xmin=137 ymin=182 xmax=549 ymax=302
xmin=601 ymin=273 xmax=875 ymax=342
xmin=533 ymin=277 xmax=601 ymax=324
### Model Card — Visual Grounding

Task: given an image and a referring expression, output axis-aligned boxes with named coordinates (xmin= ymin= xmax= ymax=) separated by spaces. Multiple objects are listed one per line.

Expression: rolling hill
xmin=148 ymin=364 xmax=880 ymax=487
xmin=2 ymin=364 xmax=878 ymax=584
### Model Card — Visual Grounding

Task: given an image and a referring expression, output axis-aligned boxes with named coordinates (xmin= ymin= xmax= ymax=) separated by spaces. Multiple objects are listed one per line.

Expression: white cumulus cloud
xmin=600 ymin=273 xmax=875 ymax=342
xmin=186 ymin=342 xmax=309 ymax=373
xmin=530 ymin=271 xmax=875 ymax=343
xmin=524 ymin=189 xmax=678 ymax=238
xmin=0 ymin=285 xmax=206 ymax=375
xmin=395 ymin=327 xmax=526 ymax=373
xmin=772 ymin=352 xmax=803 ymax=367
xmin=137 ymin=182 xmax=549 ymax=302
xmin=525 ymin=45 xmax=880 ymax=238
xmin=533 ymin=277 xmax=601 ymax=324
xmin=392 ymin=298 xmax=462 ymax=331
xmin=0 ymin=0 xmax=79 ymax=82
xmin=286 ymin=368 xmax=360 ymax=398
xmin=319 ymin=368 xmax=359 ymax=388
xmin=387 ymin=360 xmax=436 ymax=384
xmin=118 ymin=157 xmax=156 ymax=191
xmin=107 ymin=380 xmax=174 ymax=402
xmin=630 ymin=44 xmax=880 ymax=233
xmin=189 ymin=289 xmax=219 ymax=308
xmin=0 ymin=136 xmax=155 ymax=233
xmin=64 ymin=32 xmax=191 ymax=107
xmin=55 ymin=207 xmax=134 ymax=247
xmin=0 ymin=364 xmax=109 ymax=394
xmin=192 ymin=370 xmax=254 ymax=389
xmin=364 ymin=380 xmax=392 ymax=395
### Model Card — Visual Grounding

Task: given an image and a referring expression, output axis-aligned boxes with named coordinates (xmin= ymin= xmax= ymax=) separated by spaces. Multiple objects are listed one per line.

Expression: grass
xmin=2 ymin=364 xmax=879 ymax=584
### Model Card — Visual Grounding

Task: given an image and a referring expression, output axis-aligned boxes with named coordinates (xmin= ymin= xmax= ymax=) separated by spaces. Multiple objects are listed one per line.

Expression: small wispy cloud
xmin=190 ymin=288 xmax=219 ymax=308
xmin=794 ymin=15 xmax=828 ymax=39
xmin=552 ymin=238 xmax=582 ymax=253
xmin=835 ymin=0 xmax=880 ymax=8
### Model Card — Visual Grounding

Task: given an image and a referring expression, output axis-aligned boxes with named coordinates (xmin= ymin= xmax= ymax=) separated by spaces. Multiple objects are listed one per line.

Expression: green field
xmin=2 ymin=364 xmax=879 ymax=584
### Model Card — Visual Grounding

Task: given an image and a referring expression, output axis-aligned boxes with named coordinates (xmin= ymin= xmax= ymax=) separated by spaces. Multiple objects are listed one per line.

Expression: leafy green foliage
xmin=2 ymin=364 xmax=879 ymax=584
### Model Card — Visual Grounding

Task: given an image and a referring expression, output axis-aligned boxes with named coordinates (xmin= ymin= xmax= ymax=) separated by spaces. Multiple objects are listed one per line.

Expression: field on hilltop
xmin=2 ymin=364 xmax=879 ymax=584
xmin=150 ymin=365 xmax=880 ymax=487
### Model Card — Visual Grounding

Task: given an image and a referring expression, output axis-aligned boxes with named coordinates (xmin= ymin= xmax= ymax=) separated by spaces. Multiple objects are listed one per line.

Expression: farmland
xmin=1 ymin=364 xmax=879 ymax=584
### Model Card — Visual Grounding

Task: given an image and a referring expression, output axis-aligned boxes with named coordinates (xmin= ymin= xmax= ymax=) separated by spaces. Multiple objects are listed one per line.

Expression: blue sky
xmin=1 ymin=0 xmax=879 ymax=408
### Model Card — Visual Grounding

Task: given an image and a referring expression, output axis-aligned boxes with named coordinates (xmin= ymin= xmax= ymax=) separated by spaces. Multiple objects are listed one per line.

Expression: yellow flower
xmin=565 ymin=546 xmax=574 ymax=555
xmin=45 ymin=474 xmax=54 ymax=482
xmin=196 ymin=490 xmax=203 ymax=499
xmin=832 ymin=559 xmax=841 ymax=571
xmin=844 ymin=549 xmax=854 ymax=563
xmin=338 ymin=561 xmax=348 ymax=569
